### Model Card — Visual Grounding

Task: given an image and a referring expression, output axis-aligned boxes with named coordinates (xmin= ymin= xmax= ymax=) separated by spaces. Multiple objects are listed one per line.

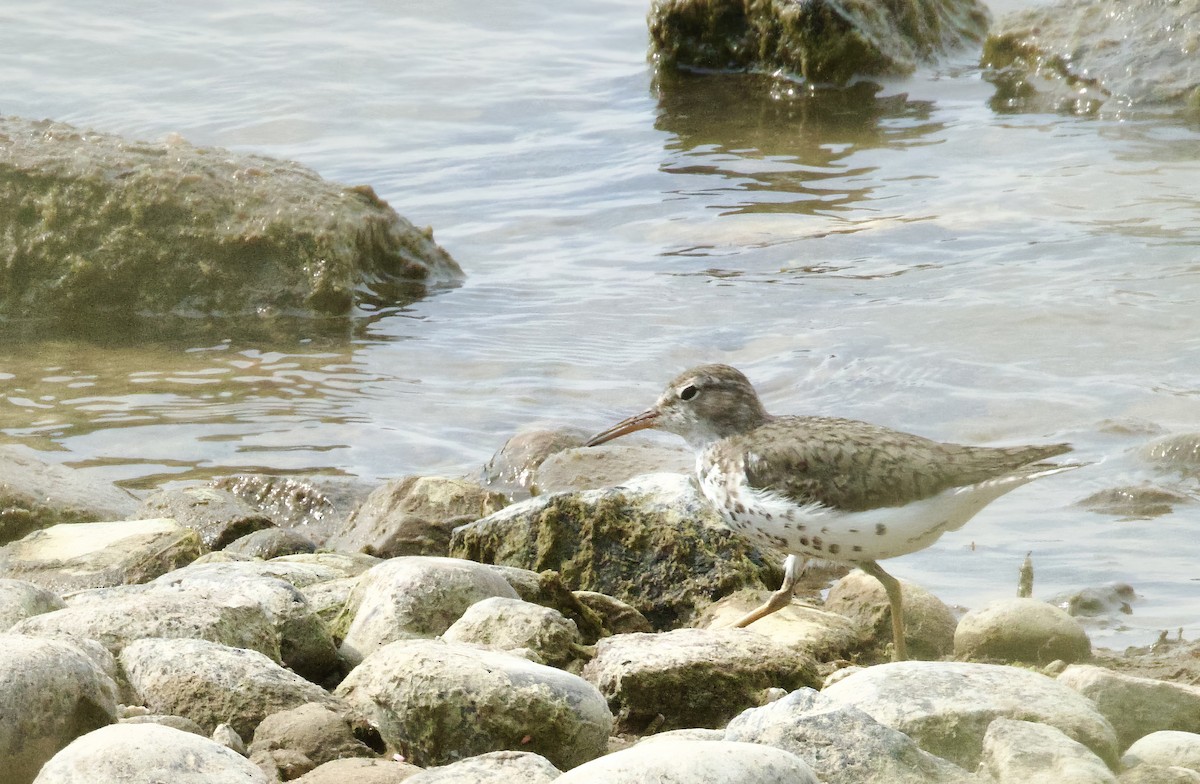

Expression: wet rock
xmin=649 ymin=0 xmax=990 ymax=84
xmin=450 ymin=473 xmax=778 ymax=629
xmin=1077 ymin=485 xmax=1191 ymax=519
xmin=582 ymin=627 xmax=820 ymax=734
xmin=554 ymin=739 xmax=819 ymax=783
xmin=0 ymin=578 xmax=66 ymax=630
xmin=573 ymin=590 xmax=654 ymax=635
xmin=0 ymin=518 xmax=201 ymax=592
xmin=137 ymin=486 xmax=275 ymax=550
xmin=954 ymin=597 xmax=1091 ymax=663
xmin=330 ymin=476 xmax=508 ymax=558
xmin=293 ymin=757 xmax=422 ymax=784
xmin=0 ymin=446 xmax=138 ymax=546
xmin=31 ymin=722 xmax=270 ymax=783
xmin=1121 ymin=732 xmax=1200 ymax=774
xmin=335 ymin=638 xmax=612 ymax=770
xmin=12 ymin=590 xmax=280 ymax=662
xmin=1058 ymin=665 xmax=1200 ymax=750
xmin=224 ymin=527 xmax=318 ymax=559
xmin=248 ymin=702 xmax=378 ymax=780
xmin=982 ymin=0 xmax=1200 ymax=115
xmin=980 ymin=718 xmax=1117 ymax=784
xmin=337 ymin=556 xmax=520 ymax=667
xmin=824 ymin=569 xmax=957 ymax=659
xmin=405 ymin=750 xmax=562 ymax=783
xmin=724 ymin=687 xmax=970 ymax=783
xmin=480 ymin=429 xmax=588 ymax=496
xmin=1142 ymin=433 xmax=1200 ymax=475
xmin=0 ymin=115 xmax=462 ymax=325
xmin=120 ymin=638 xmax=339 ymax=739
xmin=1053 ymin=583 xmax=1137 ymax=623
xmin=0 ymin=634 xmax=120 ymax=784
xmin=698 ymin=590 xmax=865 ymax=659
xmin=211 ymin=474 xmax=371 ymax=545
xmin=443 ymin=596 xmax=584 ymax=670
xmin=822 ymin=661 xmax=1119 ymax=768
xmin=531 ymin=441 xmax=693 ymax=495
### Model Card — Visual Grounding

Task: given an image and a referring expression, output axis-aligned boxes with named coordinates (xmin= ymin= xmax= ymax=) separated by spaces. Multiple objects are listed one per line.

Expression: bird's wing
xmin=736 ymin=416 xmax=1070 ymax=512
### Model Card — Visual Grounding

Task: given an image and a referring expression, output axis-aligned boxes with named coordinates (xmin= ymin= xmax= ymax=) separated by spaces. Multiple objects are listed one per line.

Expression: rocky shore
xmin=2 ymin=434 xmax=1199 ymax=784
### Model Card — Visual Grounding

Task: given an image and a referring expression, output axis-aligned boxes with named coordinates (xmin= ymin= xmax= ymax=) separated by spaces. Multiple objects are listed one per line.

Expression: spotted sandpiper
xmin=585 ymin=363 xmax=1080 ymax=660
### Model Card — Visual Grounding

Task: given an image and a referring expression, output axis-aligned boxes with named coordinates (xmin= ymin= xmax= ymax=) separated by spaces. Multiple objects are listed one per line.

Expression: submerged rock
xmin=648 ymin=0 xmax=990 ymax=84
xmin=0 ymin=115 xmax=463 ymax=324
xmin=982 ymin=0 xmax=1200 ymax=115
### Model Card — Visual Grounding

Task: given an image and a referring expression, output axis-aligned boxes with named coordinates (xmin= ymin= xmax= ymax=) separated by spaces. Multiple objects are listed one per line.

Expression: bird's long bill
xmin=584 ymin=409 xmax=659 ymax=447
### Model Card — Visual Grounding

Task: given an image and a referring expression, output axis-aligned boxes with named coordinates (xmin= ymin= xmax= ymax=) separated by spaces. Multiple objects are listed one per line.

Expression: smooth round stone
xmin=554 ymin=739 xmax=819 ymax=783
xmin=1122 ymin=731 xmax=1200 ymax=772
xmin=954 ymin=597 xmax=1091 ymax=663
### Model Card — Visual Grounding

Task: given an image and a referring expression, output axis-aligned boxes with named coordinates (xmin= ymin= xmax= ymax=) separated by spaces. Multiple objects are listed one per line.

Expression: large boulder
xmin=0 ymin=446 xmax=138 ymax=545
xmin=1057 ymin=665 xmax=1200 ymax=751
xmin=982 ymin=0 xmax=1200 ymax=114
xmin=0 ymin=115 xmax=463 ymax=323
xmin=0 ymin=634 xmax=120 ymax=784
xmin=954 ymin=597 xmax=1091 ymax=664
xmin=978 ymin=718 xmax=1117 ymax=784
xmin=450 ymin=473 xmax=778 ymax=629
xmin=336 ymin=638 xmax=612 ymax=770
xmin=649 ymin=0 xmax=990 ymax=84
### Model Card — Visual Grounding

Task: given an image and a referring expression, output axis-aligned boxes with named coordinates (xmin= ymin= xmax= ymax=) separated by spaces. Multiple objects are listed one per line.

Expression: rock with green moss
xmin=449 ymin=473 xmax=780 ymax=630
xmin=982 ymin=0 xmax=1200 ymax=115
xmin=0 ymin=115 xmax=463 ymax=324
xmin=649 ymin=0 xmax=990 ymax=84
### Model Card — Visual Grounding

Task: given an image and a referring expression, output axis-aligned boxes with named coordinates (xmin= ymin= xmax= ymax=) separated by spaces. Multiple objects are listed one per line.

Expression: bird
xmin=584 ymin=363 xmax=1080 ymax=660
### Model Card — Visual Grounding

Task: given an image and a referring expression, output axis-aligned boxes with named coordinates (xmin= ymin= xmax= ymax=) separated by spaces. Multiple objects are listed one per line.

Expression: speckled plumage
xmin=586 ymin=363 xmax=1079 ymax=660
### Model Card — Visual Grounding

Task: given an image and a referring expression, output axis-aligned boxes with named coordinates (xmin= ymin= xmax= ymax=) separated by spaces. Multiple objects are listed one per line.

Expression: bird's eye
xmin=679 ymin=384 xmax=699 ymax=401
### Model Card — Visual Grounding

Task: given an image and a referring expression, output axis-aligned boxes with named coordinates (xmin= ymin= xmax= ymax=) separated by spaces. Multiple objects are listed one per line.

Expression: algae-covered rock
xmin=0 ymin=115 xmax=463 ymax=323
xmin=982 ymin=0 xmax=1200 ymax=114
xmin=450 ymin=473 xmax=779 ymax=629
xmin=649 ymin=0 xmax=990 ymax=84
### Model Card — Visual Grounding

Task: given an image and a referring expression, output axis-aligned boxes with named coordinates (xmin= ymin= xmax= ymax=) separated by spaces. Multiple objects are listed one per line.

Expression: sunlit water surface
xmin=2 ymin=0 xmax=1198 ymax=647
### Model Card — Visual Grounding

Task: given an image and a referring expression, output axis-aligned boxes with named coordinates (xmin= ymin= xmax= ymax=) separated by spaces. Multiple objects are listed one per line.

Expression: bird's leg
xmin=734 ymin=554 xmax=804 ymax=628
xmin=860 ymin=560 xmax=907 ymax=661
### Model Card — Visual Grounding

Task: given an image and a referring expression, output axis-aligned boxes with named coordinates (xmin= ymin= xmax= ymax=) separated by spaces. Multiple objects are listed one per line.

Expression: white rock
xmin=553 ymin=739 xmax=819 ymax=783
xmin=0 ymin=634 xmax=120 ymax=784
xmin=979 ymin=718 xmax=1117 ymax=784
xmin=822 ymin=661 xmax=1118 ymax=768
xmin=405 ymin=750 xmax=562 ymax=783
xmin=1122 ymin=731 xmax=1200 ymax=772
xmin=336 ymin=638 xmax=611 ymax=770
xmin=32 ymin=723 xmax=269 ymax=783
xmin=1058 ymin=665 xmax=1200 ymax=750
xmin=338 ymin=556 xmax=520 ymax=666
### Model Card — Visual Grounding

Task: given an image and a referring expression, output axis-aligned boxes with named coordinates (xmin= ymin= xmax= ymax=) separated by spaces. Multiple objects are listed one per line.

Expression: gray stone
xmin=1058 ymin=665 xmax=1200 ymax=750
xmin=824 ymin=569 xmax=957 ymax=659
xmin=1118 ymin=766 xmax=1200 ymax=783
xmin=443 ymin=596 xmax=584 ymax=670
xmin=120 ymin=714 xmax=206 ymax=735
xmin=274 ymin=551 xmax=382 ymax=579
xmin=336 ymin=556 xmax=520 ymax=667
xmin=0 ymin=445 xmax=138 ymax=546
xmin=0 ymin=518 xmax=201 ymax=592
xmin=12 ymin=591 xmax=280 ymax=662
xmin=480 ymin=429 xmax=589 ymax=496
xmin=137 ymin=486 xmax=275 ymax=550
xmin=698 ymin=590 xmax=865 ymax=659
xmin=211 ymin=474 xmax=374 ymax=546
xmin=451 ymin=473 xmax=778 ymax=629
xmin=405 ymin=750 xmax=562 ymax=783
xmin=330 ymin=476 xmax=508 ymax=558
xmin=983 ymin=0 xmax=1200 ymax=114
xmin=120 ymin=637 xmax=340 ymax=739
xmin=293 ymin=757 xmax=422 ymax=784
xmin=0 ymin=634 xmax=120 ymax=784
xmin=336 ymin=638 xmax=612 ymax=770
xmin=724 ymin=687 xmax=971 ymax=783
xmin=531 ymin=441 xmax=693 ymax=494
xmin=249 ymin=702 xmax=378 ymax=774
xmin=980 ymin=718 xmax=1117 ymax=784
xmin=0 ymin=578 xmax=66 ymax=630
xmin=32 ymin=723 xmax=269 ymax=783
xmin=649 ymin=0 xmax=990 ymax=84
xmin=955 ymin=597 xmax=1091 ymax=664
xmin=573 ymin=590 xmax=653 ymax=634
xmin=822 ymin=661 xmax=1119 ymax=768
xmin=224 ymin=527 xmax=317 ymax=559
xmin=1122 ymin=731 xmax=1200 ymax=772
xmin=554 ymin=739 xmax=819 ymax=783
xmin=0 ymin=115 xmax=462 ymax=323
xmin=1078 ymin=486 xmax=1190 ymax=518
xmin=582 ymin=627 xmax=820 ymax=734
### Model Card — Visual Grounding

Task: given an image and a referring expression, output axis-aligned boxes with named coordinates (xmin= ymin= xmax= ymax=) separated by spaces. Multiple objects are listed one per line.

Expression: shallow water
xmin=2 ymin=0 xmax=1198 ymax=647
